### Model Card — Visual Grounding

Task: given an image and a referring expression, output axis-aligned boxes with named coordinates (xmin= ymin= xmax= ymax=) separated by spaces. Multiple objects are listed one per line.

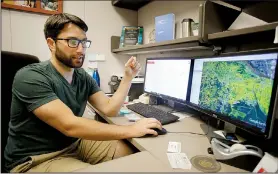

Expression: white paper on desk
xmin=167 ymin=142 xmax=181 ymax=153
xmin=253 ymin=152 xmax=278 ymax=172
xmin=274 ymin=26 xmax=278 ymax=44
xmin=167 ymin=153 xmax=192 ymax=170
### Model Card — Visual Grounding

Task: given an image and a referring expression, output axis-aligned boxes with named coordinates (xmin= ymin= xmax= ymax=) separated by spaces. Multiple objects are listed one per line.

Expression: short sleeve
xmin=12 ymin=68 xmax=58 ymax=112
xmin=84 ymin=70 xmax=101 ymax=97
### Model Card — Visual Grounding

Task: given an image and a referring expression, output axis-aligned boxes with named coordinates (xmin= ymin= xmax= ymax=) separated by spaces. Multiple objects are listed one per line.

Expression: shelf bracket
xmin=213 ymin=45 xmax=222 ymax=55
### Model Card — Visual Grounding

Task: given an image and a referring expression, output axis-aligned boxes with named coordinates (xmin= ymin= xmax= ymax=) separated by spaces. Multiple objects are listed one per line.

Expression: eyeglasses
xmin=55 ymin=38 xmax=91 ymax=48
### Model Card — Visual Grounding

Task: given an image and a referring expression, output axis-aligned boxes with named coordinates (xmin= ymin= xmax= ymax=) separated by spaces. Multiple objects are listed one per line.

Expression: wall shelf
xmin=198 ymin=0 xmax=278 ymax=53
xmin=110 ymin=0 xmax=278 ymax=55
xmin=221 ymin=0 xmax=260 ymax=9
xmin=111 ymin=36 xmax=211 ymax=55
xmin=208 ymin=22 xmax=278 ymax=40
xmin=111 ymin=0 xmax=152 ymax=11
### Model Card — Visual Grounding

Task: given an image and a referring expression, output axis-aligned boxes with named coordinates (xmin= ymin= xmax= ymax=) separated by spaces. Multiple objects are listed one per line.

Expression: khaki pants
xmin=11 ymin=139 xmax=118 ymax=172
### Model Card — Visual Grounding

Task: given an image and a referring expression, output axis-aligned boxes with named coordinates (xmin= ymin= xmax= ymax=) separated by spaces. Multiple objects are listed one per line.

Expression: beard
xmin=55 ymin=46 xmax=85 ymax=68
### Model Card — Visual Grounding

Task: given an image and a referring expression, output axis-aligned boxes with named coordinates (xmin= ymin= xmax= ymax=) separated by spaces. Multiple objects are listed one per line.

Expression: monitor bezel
xmin=187 ymin=48 xmax=278 ymax=139
xmin=143 ymin=57 xmax=194 ymax=105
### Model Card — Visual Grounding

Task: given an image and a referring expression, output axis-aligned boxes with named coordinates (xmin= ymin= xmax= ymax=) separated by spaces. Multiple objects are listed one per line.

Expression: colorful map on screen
xmin=199 ymin=59 xmax=277 ymax=132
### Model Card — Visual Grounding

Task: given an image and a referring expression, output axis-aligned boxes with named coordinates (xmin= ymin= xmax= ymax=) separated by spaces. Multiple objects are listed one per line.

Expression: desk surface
xmin=83 ymin=104 xmax=247 ymax=172
xmin=74 ymin=151 xmax=172 ymax=172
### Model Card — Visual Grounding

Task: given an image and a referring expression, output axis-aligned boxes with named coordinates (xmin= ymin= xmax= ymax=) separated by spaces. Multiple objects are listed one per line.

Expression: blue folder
xmin=155 ymin=13 xmax=175 ymax=42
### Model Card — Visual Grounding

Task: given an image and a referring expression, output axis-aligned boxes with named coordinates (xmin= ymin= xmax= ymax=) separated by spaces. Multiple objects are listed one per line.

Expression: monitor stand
xmin=200 ymin=121 xmax=245 ymax=143
xmin=149 ymin=95 xmax=197 ymax=115
xmin=200 ymin=123 xmax=225 ymax=141
xmin=151 ymin=99 xmax=199 ymax=116
xmin=152 ymin=104 xmax=173 ymax=113
xmin=200 ymin=123 xmax=239 ymax=147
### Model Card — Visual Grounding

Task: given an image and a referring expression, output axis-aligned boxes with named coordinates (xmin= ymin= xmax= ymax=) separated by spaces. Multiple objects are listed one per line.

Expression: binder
xmin=155 ymin=13 xmax=175 ymax=42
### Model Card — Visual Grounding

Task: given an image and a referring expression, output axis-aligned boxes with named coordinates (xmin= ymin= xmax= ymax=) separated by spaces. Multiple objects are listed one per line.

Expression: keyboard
xmin=126 ymin=102 xmax=179 ymax=125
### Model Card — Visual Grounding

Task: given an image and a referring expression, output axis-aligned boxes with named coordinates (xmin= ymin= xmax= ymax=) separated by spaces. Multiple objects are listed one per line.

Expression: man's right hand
xmin=130 ymin=118 xmax=162 ymax=137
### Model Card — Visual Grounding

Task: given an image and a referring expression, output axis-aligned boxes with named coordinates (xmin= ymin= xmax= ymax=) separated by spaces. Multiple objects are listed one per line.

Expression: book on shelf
xmin=119 ymin=26 xmax=143 ymax=48
xmin=155 ymin=13 xmax=175 ymax=42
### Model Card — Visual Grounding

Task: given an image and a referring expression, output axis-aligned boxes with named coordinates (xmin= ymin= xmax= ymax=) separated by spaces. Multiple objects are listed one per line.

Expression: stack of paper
xmin=167 ymin=141 xmax=192 ymax=170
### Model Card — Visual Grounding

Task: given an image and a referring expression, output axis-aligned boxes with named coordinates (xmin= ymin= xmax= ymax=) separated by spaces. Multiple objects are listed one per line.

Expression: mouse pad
xmin=190 ymin=155 xmax=221 ymax=172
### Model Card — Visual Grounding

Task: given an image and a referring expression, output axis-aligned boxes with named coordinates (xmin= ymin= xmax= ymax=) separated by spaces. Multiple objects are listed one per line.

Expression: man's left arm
xmin=88 ymin=56 xmax=140 ymax=117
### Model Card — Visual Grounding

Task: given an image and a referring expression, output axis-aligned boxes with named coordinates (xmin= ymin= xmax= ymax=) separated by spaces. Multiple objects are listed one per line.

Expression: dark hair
xmin=44 ymin=13 xmax=88 ymax=39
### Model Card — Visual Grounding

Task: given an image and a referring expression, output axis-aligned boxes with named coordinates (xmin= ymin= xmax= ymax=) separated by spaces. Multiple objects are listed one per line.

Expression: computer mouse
xmin=152 ymin=127 xmax=167 ymax=135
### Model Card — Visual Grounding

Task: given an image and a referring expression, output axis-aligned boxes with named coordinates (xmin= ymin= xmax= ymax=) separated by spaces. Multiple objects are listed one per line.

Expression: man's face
xmin=54 ymin=23 xmax=87 ymax=68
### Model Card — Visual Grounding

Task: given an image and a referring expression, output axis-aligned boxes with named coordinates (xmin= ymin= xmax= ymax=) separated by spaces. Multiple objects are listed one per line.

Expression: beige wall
xmin=137 ymin=0 xmax=212 ymax=74
xmin=138 ymin=1 xmax=204 ymax=44
xmin=1 ymin=1 xmax=137 ymax=92
xmin=2 ymin=9 xmax=12 ymax=51
xmin=2 ymin=1 xmax=209 ymax=92
xmin=83 ymin=1 xmax=137 ymax=93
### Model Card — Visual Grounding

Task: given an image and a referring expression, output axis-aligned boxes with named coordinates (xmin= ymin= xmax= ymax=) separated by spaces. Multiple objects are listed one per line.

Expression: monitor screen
xmin=144 ymin=58 xmax=192 ymax=103
xmin=190 ymin=51 xmax=278 ymax=138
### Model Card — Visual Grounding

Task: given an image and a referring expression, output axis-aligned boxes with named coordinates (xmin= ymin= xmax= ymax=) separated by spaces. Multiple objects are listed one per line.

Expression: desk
xmin=82 ymin=104 xmax=247 ymax=172
xmin=74 ymin=151 xmax=172 ymax=172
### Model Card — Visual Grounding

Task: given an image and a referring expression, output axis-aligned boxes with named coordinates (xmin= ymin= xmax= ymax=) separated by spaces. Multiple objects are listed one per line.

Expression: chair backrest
xmin=1 ymin=51 xmax=40 ymax=172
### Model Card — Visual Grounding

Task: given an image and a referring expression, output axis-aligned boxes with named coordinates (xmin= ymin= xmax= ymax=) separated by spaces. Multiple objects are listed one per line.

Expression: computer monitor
xmin=144 ymin=58 xmax=192 ymax=104
xmin=189 ymin=50 xmax=278 ymax=139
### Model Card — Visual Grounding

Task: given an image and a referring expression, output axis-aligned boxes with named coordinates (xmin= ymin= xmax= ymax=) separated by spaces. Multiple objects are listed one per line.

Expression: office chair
xmin=1 ymin=51 xmax=40 ymax=172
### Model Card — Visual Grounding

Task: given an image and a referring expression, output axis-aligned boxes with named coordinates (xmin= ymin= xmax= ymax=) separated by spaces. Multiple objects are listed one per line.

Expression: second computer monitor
xmin=144 ymin=58 xmax=192 ymax=103
xmin=189 ymin=50 xmax=278 ymax=138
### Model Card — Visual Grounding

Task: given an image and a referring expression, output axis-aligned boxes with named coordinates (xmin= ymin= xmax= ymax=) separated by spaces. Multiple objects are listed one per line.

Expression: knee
xmin=113 ymin=140 xmax=137 ymax=159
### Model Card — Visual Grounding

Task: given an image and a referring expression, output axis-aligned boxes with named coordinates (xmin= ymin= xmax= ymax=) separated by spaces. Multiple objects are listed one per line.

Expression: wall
xmin=83 ymin=1 xmax=137 ymax=93
xmin=1 ymin=1 xmax=137 ymax=92
xmin=2 ymin=10 xmax=50 ymax=60
xmin=138 ymin=1 xmax=204 ymax=44
xmin=136 ymin=0 xmax=211 ymax=74
xmin=2 ymin=1 xmax=211 ymax=92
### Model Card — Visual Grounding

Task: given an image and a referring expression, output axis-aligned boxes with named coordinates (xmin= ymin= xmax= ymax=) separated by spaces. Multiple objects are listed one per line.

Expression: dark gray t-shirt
xmin=4 ymin=60 xmax=100 ymax=171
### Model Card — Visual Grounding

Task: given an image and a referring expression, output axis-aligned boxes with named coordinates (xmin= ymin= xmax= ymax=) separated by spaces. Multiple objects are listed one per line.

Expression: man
xmin=4 ymin=13 xmax=162 ymax=172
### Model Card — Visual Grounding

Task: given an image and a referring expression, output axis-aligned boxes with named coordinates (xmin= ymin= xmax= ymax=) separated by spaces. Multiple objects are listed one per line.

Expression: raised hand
xmin=124 ymin=56 xmax=141 ymax=79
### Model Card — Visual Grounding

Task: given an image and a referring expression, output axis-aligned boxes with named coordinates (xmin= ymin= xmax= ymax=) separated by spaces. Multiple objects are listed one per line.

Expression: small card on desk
xmin=167 ymin=142 xmax=181 ymax=153
xmin=167 ymin=153 xmax=192 ymax=169
xmin=167 ymin=142 xmax=191 ymax=170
